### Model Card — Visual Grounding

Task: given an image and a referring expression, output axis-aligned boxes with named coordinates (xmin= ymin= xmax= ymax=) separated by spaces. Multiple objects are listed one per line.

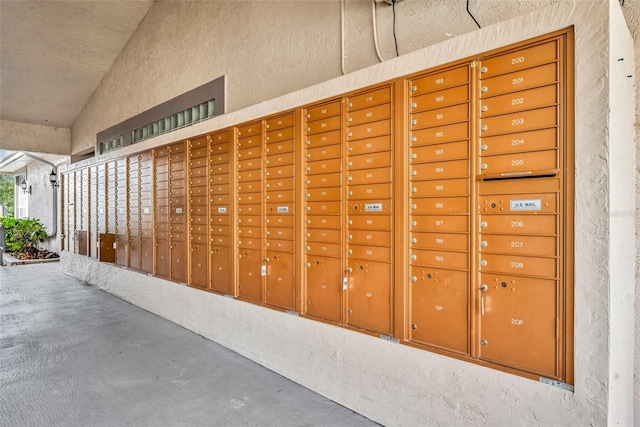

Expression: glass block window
xmin=132 ymin=99 xmax=215 ymax=144
xmin=100 ymin=135 xmax=123 ymax=154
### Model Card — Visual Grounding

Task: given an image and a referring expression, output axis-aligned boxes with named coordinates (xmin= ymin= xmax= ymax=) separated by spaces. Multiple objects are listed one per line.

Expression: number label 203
xmin=511 ymin=318 xmax=524 ymax=325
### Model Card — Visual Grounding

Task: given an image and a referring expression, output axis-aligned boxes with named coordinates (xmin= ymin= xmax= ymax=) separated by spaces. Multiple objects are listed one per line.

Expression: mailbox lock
xmin=480 ymin=240 xmax=488 ymax=247
xmin=480 ymin=260 xmax=488 ymax=267
xmin=480 ymin=144 xmax=488 ymax=151
xmin=411 ymin=85 xmax=417 ymax=92
xmin=306 ymin=246 xmax=311 ymax=251
xmin=306 ymin=263 xmax=311 ymax=268
xmin=480 ymin=86 xmax=488 ymax=93
xmin=347 ymin=268 xmax=353 ymax=273
xmin=501 ymin=282 xmax=508 ymax=288
xmin=480 ymin=105 xmax=488 ymax=112
xmin=411 ymin=119 xmax=417 ymax=125
xmin=410 ymin=255 xmax=417 ymax=261
xmin=411 ymin=102 xmax=417 ymax=108
xmin=480 ymin=221 xmax=488 ymax=228
xmin=480 ymin=339 xmax=488 ymax=346
xmin=427 ymin=274 xmax=432 ymax=279
xmin=481 ymin=164 xmax=488 ymax=170
xmin=411 ymin=324 xmax=417 ymax=330
xmin=411 ymin=154 xmax=417 ymax=159
xmin=264 ymin=258 xmax=270 ymax=263
xmin=490 ymin=203 xmax=496 ymax=208
xmin=411 ymin=238 xmax=417 ymax=243
xmin=411 ymin=136 xmax=417 ymax=142
xmin=480 ymin=66 xmax=488 ymax=73
xmin=480 ymin=284 xmax=488 ymax=292
xmin=410 ymin=276 xmax=417 ymax=282
xmin=348 ymin=220 xmax=353 ymax=225
xmin=347 ymin=249 xmax=353 ymax=255
xmin=481 ymin=125 xmax=488 ymax=131
xmin=411 ymin=187 xmax=417 ymax=193
xmin=411 ymin=221 xmax=417 ymax=227
xmin=411 ymin=204 xmax=417 ymax=210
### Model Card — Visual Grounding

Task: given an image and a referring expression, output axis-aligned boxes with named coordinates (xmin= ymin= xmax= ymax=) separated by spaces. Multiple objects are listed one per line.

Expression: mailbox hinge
xmin=470 ymin=60 xmax=479 ymax=68
xmin=380 ymin=334 xmax=399 ymax=343
xmin=286 ymin=310 xmax=299 ymax=317
xmin=539 ymin=377 xmax=574 ymax=392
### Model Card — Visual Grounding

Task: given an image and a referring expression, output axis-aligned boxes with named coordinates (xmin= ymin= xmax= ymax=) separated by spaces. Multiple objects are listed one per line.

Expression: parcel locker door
xmin=346 ymin=259 xmax=391 ymax=334
xmin=155 ymin=239 xmax=170 ymax=279
xmin=115 ymin=233 xmax=127 ymax=267
xmin=410 ymin=267 xmax=468 ymax=353
xmin=305 ymin=256 xmax=342 ymax=323
xmin=265 ymin=252 xmax=295 ymax=310
xmin=238 ymin=249 xmax=263 ymax=302
xmin=140 ymin=236 xmax=153 ymax=274
xmin=210 ymin=246 xmax=232 ymax=294
xmin=98 ymin=233 xmax=116 ymax=263
xmin=170 ymin=240 xmax=187 ymax=283
xmin=189 ymin=243 xmax=208 ymax=289
xmin=128 ymin=237 xmax=141 ymax=271
xmin=478 ymin=273 xmax=558 ymax=378
xmin=77 ymin=230 xmax=88 ymax=256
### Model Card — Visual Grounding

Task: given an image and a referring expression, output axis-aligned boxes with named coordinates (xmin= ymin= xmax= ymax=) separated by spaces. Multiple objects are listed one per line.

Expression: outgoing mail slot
xmin=412 ymin=159 xmax=469 ymax=181
xmin=266 ymin=113 xmax=294 ymax=131
xmin=481 ymin=234 xmax=557 ymax=257
xmin=480 ymin=84 xmax=557 ymax=118
xmin=480 ymin=150 xmax=557 ymax=177
xmin=412 ymin=141 xmax=469 ymax=164
xmin=210 ymin=141 xmax=230 ymax=154
xmin=238 ymin=181 xmax=259 ymax=193
xmin=237 ymin=215 xmax=261 ymax=226
xmin=210 ymin=183 xmax=230 ymax=195
xmin=412 ymin=122 xmax=469 ymax=147
xmin=411 ymin=232 xmax=468 ymax=251
xmin=307 ymin=115 xmax=341 ymax=135
xmin=346 ymin=260 xmax=391 ymax=334
xmin=348 ymin=167 xmax=391 ymax=185
xmin=481 ymin=128 xmax=557 ymax=157
xmin=412 ymin=103 xmax=469 ymax=130
xmin=306 ymin=201 xmax=341 ymax=215
xmin=411 ymin=66 xmax=469 ymax=96
xmin=237 ymin=192 xmax=261 ymax=204
xmin=267 ymin=203 xmax=294 ymax=215
xmin=237 ymin=248 xmax=262 ymax=302
xmin=480 ymin=106 xmax=557 ymax=138
xmin=307 ymin=143 xmax=342 ymax=161
xmin=266 ymin=190 xmax=294 ymax=203
xmin=479 ymin=177 xmax=560 ymax=196
xmin=478 ymin=273 xmax=558 ymax=377
xmin=306 ymin=130 xmax=341 ymax=148
xmin=211 ymin=130 xmax=231 ymax=144
xmin=410 ymin=266 xmax=468 ymax=353
xmin=411 ymin=85 xmax=469 ymax=113
xmin=238 ymin=237 xmax=262 ymax=250
xmin=479 ymin=193 xmax=558 ymax=214
xmin=266 ymin=177 xmax=294 ymax=191
xmin=479 ymin=40 xmax=558 ymax=79
xmin=210 ymin=152 xmax=230 ymax=165
xmin=238 ymin=147 xmax=261 ymax=160
xmin=305 ymin=255 xmax=343 ymax=322
xmin=210 ymin=246 xmax=232 ymax=294
xmin=348 ymin=86 xmax=391 ymax=111
xmin=411 ymin=197 xmax=469 ymax=214
xmin=210 ymin=174 xmax=230 ymax=185
xmin=306 ymin=187 xmax=341 ymax=201
xmin=348 ymin=151 xmax=391 ymax=170
xmin=347 ymin=103 xmax=391 ymax=126
xmin=348 ymin=183 xmax=391 ymax=200
xmin=266 ymin=127 xmax=294 ymax=144
xmin=480 ymin=62 xmax=558 ymax=98
xmin=238 ymin=158 xmax=261 ymax=171
xmin=349 ymin=230 xmax=391 ymax=246
xmin=266 ymin=165 xmax=294 ymax=178
xmin=348 ymin=119 xmax=391 ymax=141
xmin=348 ymin=244 xmax=390 ymax=262
xmin=307 ymin=228 xmax=342 ymax=243
xmin=267 ymin=227 xmax=293 ymax=240
xmin=412 ymin=178 xmax=468 ymax=197
xmin=306 ymin=100 xmax=341 ymax=122
xmin=190 ymin=177 xmax=207 ymax=188
xmin=237 ymin=122 xmax=261 ymax=138
xmin=237 ymin=203 xmax=261 ymax=215
xmin=266 ymin=152 xmax=294 ymax=167
xmin=480 ymin=214 xmax=557 ymax=235
xmin=348 ymin=214 xmax=391 ymax=231
xmin=306 ymin=173 xmax=342 ymax=188
xmin=209 ymin=163 xmax=230 ymax=175
xmin=268 ymin=239 xmax=294 ymax=252
xmin=306 ymin=215 xmax=341 ymax=229
xmin=267 ymin=214 xmax=294 ymax=227
xmin=265 ymin=251 xmax=295 ymax=310
xmin=348 ymin=201 xmax=391 ymax=215
xmin=237 ymin=170 xmax=260 ymax=182
xmin=266 ymin=144 xmax=295 ymax=162
xmin=411 ymin=249 xmax=468 ymax=270
xmin=348 ymin=135 xmax=391 ymax=155
xmin=307 ymin=158 xmax=341 ymax=175
xmin=306 ymin=242 xmax=342 ymax=257
xmin=480 ymin=253 xmax=557 ymax=278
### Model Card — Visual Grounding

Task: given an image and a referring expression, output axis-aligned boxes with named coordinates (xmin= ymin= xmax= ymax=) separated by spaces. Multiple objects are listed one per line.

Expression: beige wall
xmin=0 ymin=120 xmax=70 ymax=155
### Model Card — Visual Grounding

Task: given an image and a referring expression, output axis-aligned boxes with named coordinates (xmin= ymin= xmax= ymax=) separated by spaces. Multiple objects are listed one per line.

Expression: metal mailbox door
xmin=115 ymin=233 xmax=127 ymax=267
xmin=265 ymin=252 xmax=294 ymax=310
xmin=238 ymin=249 xmax=263 ymax=302
xmin=98 ymin=233 xmax=116 ymax=263
xmin=128 ymin=237 xmax=140 ymax=271
xmin=306 ymin=100 xmax=341 ymax=122
xmin=189 ymin=243 xmax=208 ymax=289
xmin=348 ymin=135 xmax=391 ymax=156
xmin=410 ymin=267 xmax=468 ymax=353
xmin=305 ymin=256 xmax=342 ymax=323
xmin=410 ymin=66 xmax=469 ymax=96
xmin=478 ymin=273 xmax=558 ymax=378
xmin=140 ymin=237 xmax=153 ymax=274
xmin=170 ymin=240 xmax=187 ymax=283
xmin=346 ymin=260 xmax=391 ymax=334
xmin=210 ymin=246 xmax=232 ymax=294
xmin=154 ymin=239 xmax=170 ymax=279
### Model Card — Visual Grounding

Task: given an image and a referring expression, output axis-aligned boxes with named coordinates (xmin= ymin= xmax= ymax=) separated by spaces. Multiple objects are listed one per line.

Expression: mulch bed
xmin=11 ymin=249 xmax=60 ymax=260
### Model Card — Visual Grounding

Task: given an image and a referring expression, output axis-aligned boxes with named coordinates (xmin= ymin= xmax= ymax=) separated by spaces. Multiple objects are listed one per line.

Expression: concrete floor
xmin=0 ymin=263 xmax=377 ymax=427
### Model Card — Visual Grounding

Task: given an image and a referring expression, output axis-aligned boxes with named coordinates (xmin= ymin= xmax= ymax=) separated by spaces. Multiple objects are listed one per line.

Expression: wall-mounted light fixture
xmin=49 ymin=170 xmax=60 ymax=188
xmin=20 ymin=180 xmax=32 ymax=195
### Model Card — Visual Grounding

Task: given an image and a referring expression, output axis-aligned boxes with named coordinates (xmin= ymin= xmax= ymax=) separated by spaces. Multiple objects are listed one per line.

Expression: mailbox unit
xmin=61 ymin=29 xmax=573 ymax=384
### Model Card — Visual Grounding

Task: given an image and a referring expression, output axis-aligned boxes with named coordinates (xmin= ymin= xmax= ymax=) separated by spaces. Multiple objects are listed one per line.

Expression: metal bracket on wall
xmin=539 ymin=377 xmax=574 ymax=392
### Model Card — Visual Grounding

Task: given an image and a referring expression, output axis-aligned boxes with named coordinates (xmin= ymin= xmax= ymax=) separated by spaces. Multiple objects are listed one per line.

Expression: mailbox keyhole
xmin=353 ymin=205 xmax=358 ymax=210
xmin=316 ymin=260 xmax=320 ymax=265
xmin=501 ymin=282 xmax=507 ymax=288
xmin=359 ymin=265 xmax=364 ymax=270
xmin=427 ymin=273 xmax=432 ymax=279
xmin=490 ymin=203 xmax=496 ymax=208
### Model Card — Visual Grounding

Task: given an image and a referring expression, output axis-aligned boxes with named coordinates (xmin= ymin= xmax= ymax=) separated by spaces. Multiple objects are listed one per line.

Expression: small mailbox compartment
xmin=305 ymin=256 xmax=343 ymax=322
xmin=238 ymin=248 xmax=263 ymax=302
xmin=265 ymin=252 xmax=295 ymax=310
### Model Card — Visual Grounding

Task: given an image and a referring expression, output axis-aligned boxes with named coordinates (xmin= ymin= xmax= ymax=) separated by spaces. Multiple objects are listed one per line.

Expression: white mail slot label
xmin=175 ymin=208 xmax=183 ymax=214
xmin=142 ymin=208 xmax=151 ymax=214
xmin=277 ymin=206 xmax=289 ymax=214
xmin=218 ymin=207 xmax=227 ymax=214
xmin=510 ymin=199 xmax=541 ymax=211
xmin=365 ymin=203 xmax=383 ymax=212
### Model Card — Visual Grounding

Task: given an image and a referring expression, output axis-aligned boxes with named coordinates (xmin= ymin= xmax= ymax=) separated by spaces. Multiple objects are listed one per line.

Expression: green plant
xmin=0 ymin=217 xmax=48 ymax=253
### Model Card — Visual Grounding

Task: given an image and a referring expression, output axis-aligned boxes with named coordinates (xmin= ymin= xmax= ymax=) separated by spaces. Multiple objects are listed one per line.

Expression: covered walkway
xmin=0 ymin=263 xmax=376 ymax=426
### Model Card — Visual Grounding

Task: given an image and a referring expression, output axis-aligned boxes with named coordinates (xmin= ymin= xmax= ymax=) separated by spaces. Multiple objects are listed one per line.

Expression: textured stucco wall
xmin=0 ymin=120 xmax=70 ymax=154
xmin=60 ymin=1 xmax=636 ymax=424
xmin=20 ymin=161 xmax=61 ymax=253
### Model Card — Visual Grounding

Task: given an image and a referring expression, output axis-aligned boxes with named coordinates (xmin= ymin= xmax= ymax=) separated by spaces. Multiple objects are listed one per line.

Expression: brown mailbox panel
xmin=412 ymin=141 xmax=469 ymax=164
xmin=170 ymin=240 xmax=187 ymax=283
xmin=305 ymin=256 xmax=343 ymax=322
xmin=480 ymin=150 xmax=557 ymax=177
xmin=348 ymin=183 xmax=391 ymax=200
xmin=238 ymin=135 xmax=261 ymax=150
xmin=210 ymin=142 xmax=230 ymax=155
xmin=211 ymin=130 xmax=231 ymax=144
xmin=347 ymin=86 xmax=391 ymax=111
xmin=306 ymin=158 xmax=341 ymax=175
xmin=348 ymin=215 xmax=391 ymax=231
xmin=306 ymin=100 xmax=341 ymax=122
xmin=306 ymin=173 xmax=342 ymax=188
xmin=347 ymin=119 xmax=391 ymax=141
xmin=265 ymin=252 xmax=294 ymax=310
xmin=346 ymin=260 xmax=391 ymax=334
xmin=411 ymin=85 xmax=469 ymax=113
xmin=348 ymin=135 xmax=391 ymax=156
xmin=412 ymin=122 xmax=469 ymax=146
xmin=141 ymin=237 xmax=153 ymax=274
xmin=412 ymin=178 xmax=468 ymax=197
xmin=479 ymin=106 xmax=558 ymax=138
xmin=306 ymin=187 xmax=341 ymax=201
xmin=190 ymin=243 xmax=208 ymax=289
xmin=266 ymin=113 xmax=294 ymax=131
xmin=238 ymin=122 xmax=261 ymax=138
xmin=410 ymin=66 xmax=469 ymax=96
xmin=480 ymin=84 xmax=557 ymax=118
xmin=411 ymin=232 xmax=468 ymax=252
xmin=411 ymin=249 xmax=468 ymax=270
xmin=128 ymin=238 xmax=141 ymax=271
xmin=266 ymin=190 xmax=294 ymax=203
xmin=268 ymin=239 xmax=294 ymax=252
xmin=266 ymin=127 xmax=293 ymax=144
xmin=307 ymin=228 xmax=342 ymax=244
xmin=265 ymin=152 xmax=294 ymax=168
xmin=348 ymin=167 xmax=391 ymax=185
xmin=99 ymin=233 xmax=116 ymax=263
xmin=306 ymin=242 xmax=342 ymax=258
xmin=480 ymin=214 xmax=557 ymax=235
xmin=348 ymin=151 xmax=391 ymax=171
xmin=348 ymin=201 xmax=391 ymax=215
xmin=307 ymin=215 xmax=341 ymax=230
xmin=210 ymin=246 xmax=232 ymax=294
xmin=348 ymin=244 xmax=390 ymax=263
xmin=267 ymin=215 xmax=293 ymax=228
xmin=478 ymin=273 xmax=558 ymax=377
xmin=480 ymin=253 xmax=557 ymax=279
xmin=480 ymin=234 xmax=557 ymax=257
xmin=267 ymin=227 xmax=294 ymax=241
xmin=238 ymin=249 xmax=263 ymax=302
xmin=306 ymin=130 xmax=341 ymax=149
xmin=480 ymin=128 xmax=557 ymax=157
xmin=480 ymin=62 xmax=558 ymax=99
xmin=238 ymin=181 xmax=260 ymax=193
xmin=412 ymin=104 xmax=469 ymax=129
xmin=155 ymin=239 xmax=170 ymax=279
xmin=347 ymin=103 xmax=391 ymax=126
xmin=479 ymin=40 xmax=557 ymax=79
xmin=478 ymin=193 xmax=558 ymax=215
xmin=410 ymin=266 xmax=468 ymax=353
xmin=349 ymin=230 xmax=391 ymax=246
xmin=266 ymin=139 xmax=294 ymax=156
xmin=306 ymin=116 xmax=341 ymax=135
xmin=411 ymin=197 xmax=469 ymax=215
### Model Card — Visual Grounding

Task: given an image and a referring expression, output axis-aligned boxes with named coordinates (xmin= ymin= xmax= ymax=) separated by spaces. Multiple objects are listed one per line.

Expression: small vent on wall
xmin=132 ymin=99 xmax=215 ymax=144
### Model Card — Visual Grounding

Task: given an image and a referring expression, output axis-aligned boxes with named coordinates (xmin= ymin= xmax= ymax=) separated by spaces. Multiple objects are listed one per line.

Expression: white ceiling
xmin=0 ymin=0 xmax=153 ymax=129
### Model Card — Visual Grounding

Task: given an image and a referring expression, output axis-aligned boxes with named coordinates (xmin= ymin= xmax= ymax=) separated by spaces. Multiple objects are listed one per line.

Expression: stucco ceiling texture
xmin=0 ymin=0 xmax=153 ymax=129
